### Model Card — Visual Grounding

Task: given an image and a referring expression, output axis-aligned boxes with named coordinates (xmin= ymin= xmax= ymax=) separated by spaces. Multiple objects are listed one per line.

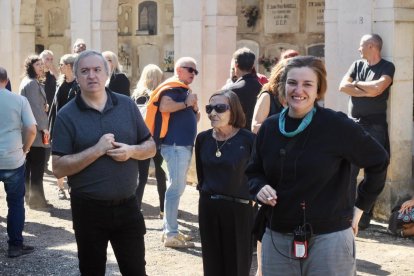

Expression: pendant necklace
xmin=214 ymin=129 xmax=237 ymax=158
xmin=215 ymin=138 xmax=229 ymax=157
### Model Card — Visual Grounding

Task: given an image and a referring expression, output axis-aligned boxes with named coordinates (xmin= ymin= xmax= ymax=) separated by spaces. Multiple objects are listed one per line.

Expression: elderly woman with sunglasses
xmin=247 ymin=56 xmax=389 ymax=276
xmin=195 ymin=90 xmax=255 ymax=276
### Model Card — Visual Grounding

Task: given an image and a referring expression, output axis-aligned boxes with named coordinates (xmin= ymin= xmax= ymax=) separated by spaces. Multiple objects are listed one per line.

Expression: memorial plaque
xmin=264 ymin=0 xmax=299 ymax=34
xmin=306 ymin=0 xmax=324 ymax=33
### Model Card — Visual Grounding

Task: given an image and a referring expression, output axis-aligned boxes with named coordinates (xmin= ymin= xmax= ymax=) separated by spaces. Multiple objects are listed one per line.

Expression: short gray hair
xmin=174 ymin=57 xmax=197 ymax=73
xmin=73 ymin=50 xmax=110 ymax=79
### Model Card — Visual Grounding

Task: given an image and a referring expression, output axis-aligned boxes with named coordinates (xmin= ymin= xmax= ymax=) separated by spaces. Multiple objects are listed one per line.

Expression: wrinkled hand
xmin=95 ymin=133 xmax=115 ymax=156
xmin=257 ymin=185 xmax=277 ymax=206
xmin=106 ymin=141 xmax=132 ymax=162
xmin=185 ymin=93 xmax=198 ymax=107
xmin=399 ymin=199 xmax=414 ymax=214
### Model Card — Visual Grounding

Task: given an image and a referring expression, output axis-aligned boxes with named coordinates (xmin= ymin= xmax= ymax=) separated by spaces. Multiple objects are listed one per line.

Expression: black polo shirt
xmin=52 ymin=89 xmax=151 ymax=200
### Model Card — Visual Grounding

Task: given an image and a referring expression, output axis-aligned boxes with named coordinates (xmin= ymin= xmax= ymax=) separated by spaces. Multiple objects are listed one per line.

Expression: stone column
xmin=325 ymin=0 xmax=414 ymax=219
xmin=0 ymin=0 xmax=13 ymax=80
xmin=91 ymin=0 xmax=118 ymax=53
xmin=70 ymin=0 xmax=92 ymax=50
xmin=173 ymin=0 xmax=237 ymax=131
xmin=173 ymin=0 xmax=238 ymax=182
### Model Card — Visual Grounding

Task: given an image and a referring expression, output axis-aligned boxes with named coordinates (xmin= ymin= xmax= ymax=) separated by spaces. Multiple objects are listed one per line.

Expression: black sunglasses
xmin=205 ymin=104 xmax=230 ymax=114
xmin=182 ymin=66 xmax=199 ymax=75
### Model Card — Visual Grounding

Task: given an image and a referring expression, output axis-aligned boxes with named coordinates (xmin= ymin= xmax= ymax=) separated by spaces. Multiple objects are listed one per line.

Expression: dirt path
xmin=0 ymin=172 xmax=413 ymax=275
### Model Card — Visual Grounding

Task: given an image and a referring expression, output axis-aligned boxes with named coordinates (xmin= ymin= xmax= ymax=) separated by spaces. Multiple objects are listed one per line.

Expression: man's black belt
xmin=209 ymin=194 xmax=251 ymax=205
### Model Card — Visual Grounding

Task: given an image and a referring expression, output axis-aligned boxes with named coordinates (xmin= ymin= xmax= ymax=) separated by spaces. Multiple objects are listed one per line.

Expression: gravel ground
xmin=0 ymin=169 xmax=414 ymax=275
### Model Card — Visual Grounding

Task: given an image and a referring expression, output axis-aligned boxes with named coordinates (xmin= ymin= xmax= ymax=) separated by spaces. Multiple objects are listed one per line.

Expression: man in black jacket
xmin=227 ymin=47 xmax=262 ymax=131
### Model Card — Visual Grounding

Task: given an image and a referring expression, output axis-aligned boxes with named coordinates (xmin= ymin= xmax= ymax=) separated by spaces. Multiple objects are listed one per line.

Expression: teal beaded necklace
xmin=278 ymin=107 xmax=316 ymax=137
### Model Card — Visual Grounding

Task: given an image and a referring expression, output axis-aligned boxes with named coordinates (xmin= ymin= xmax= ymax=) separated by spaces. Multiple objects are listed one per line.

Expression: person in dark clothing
xmin=131 ymin=64 xmax=166 ymax=217
xmin=52 ymin=50 xmax=155 ymax=275
xmin=103 ymin=51 xmax=130 ymax=96
xmin=40 ymin=50 xmax=59 ymax=175
xmin=252 ymin=59 xmax=289 ymax=134
xmin=49 ymin=53 xmax=77 ymax=200
xmin=247 ymin=56 xmax=389 ymax=276
xmin=226 ymin=47 xmax=262 ymax=131
xmin=19 ymin=55 xmax=51 ymax=209
xmin=339 ymin=34 xmax=395 ymax=230
xmin=6 ymin=78 xmax=12 ymax=91
xmin=196 ymin=90 xmax=255 ymax=276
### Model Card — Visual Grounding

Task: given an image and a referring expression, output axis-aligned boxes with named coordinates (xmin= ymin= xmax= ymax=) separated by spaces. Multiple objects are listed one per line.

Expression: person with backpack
xmin=131 ymin=64 xmax=166 ymax=217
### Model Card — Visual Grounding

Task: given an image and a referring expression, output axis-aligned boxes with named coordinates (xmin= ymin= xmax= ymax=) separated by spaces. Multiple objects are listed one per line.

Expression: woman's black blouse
xmin=195 ymin=128 xmax=255 ymax=200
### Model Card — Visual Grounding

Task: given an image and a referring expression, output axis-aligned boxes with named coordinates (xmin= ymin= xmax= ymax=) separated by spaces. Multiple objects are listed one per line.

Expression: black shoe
xmin=358 ymin=213 xmax=372 ymax=230
xmin=8 ymin=244 xmax=35 ymax=258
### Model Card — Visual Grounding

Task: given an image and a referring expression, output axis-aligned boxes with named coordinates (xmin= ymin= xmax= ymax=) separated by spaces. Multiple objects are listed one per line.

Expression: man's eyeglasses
xmin=182 ymin=66 xmax=199 ymax=75
xmin=205 ymin=104 xmax=230 ymax=114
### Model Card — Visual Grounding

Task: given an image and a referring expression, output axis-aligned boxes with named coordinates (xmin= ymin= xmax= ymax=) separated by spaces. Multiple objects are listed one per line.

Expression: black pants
xmin=351 ymin=121 xmax=389 ymax=216
xmin=135 ymin=149 xmax=167 ymax=211
xmin=71 ymin=195 xmax=147 ymax=276
xmin=25 ymin=147 xmax=47 ymax=206
xmin=199 ymin=194 xmax=254 ymax=276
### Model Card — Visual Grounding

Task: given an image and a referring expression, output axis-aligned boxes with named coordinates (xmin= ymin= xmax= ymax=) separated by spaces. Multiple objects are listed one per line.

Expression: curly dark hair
xmin=24 ymin=55 xmax=42 ymax=79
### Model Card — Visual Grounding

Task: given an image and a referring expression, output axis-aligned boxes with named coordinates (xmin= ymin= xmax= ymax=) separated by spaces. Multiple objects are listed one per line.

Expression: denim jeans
xmin=0 ymin=164 xmax=26 ymax=246
xmin=161 ymin=144 xmax=193 ymax=236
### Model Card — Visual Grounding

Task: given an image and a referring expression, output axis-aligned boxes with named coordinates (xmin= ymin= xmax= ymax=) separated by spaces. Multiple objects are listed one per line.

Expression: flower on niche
xmin=258 ymin=55 xmax=279 ymax=72
xmin=241 ymin=6 xmax=259 ymax=28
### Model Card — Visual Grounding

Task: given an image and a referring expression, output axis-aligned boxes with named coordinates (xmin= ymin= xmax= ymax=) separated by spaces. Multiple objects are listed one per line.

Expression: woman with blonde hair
xmin=102 ymin=50 xmax=130 ymax=96
xmin=132 ymin=64 xmax=166 ymax=218
xmin=49 ymin=53 xmax=78 ymax=200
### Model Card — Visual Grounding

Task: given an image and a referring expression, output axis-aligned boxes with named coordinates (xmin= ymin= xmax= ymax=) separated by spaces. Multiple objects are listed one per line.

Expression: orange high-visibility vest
xmin=144 ymin=77 xmax=189 ymax=139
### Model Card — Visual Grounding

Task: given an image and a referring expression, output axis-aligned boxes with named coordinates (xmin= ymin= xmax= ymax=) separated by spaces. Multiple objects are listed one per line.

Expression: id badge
xmin=293 ymin=240 xmax=308 ymax=258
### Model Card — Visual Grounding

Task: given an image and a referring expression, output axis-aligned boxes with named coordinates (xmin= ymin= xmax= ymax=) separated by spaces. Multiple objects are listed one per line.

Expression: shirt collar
xmin=75 ymin=87 xmax=118 ymax=112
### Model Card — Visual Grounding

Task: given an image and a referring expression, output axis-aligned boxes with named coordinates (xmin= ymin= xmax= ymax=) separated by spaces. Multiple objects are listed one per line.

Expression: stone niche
xmin=238 ymin=0 xmax=261 ymax=33
xmin=264 ymin=0 xmax=300 ymax=34
xmin=137 ymin=1 xmax=157 ymax=36
xmin=119 ymin=44 xmax=132 ymax=77
xmin=118 ymin=4 xmax=133 ymax=36
xmin=137 ymin=44 xmax=160 ymax=75
xmin=305 ymin=0 xmax=324 ymax=33
xmin=307 ymin=43 xmax=324 ymax=57
xmin=48 ymin=7 xmax=65 ymax=37
xmin=261 ymin=43 xmax=299 ymax=73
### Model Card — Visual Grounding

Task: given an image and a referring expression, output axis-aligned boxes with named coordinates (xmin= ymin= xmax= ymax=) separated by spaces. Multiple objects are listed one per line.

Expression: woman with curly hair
xmin=19 ymin=55 xmax=51 ymax=209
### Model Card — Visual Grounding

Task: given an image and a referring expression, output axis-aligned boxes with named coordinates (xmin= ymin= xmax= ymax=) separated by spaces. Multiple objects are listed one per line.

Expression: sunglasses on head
xmin=182 ymin=66 xmax=199 ymax=75
xmin=205 ymin=104 xmax=230 ymax=114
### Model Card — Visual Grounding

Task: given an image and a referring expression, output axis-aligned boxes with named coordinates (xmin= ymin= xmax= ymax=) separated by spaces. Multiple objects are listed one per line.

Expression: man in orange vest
xmin=146 ymin=57 xmax=200 ymax=248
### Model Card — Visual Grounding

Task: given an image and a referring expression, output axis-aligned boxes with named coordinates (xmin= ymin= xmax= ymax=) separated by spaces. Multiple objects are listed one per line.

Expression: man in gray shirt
xmin=52 ymin=51 xmax=155 ymax=275
xmin=0 ymin=67 xmax=37 ymax=258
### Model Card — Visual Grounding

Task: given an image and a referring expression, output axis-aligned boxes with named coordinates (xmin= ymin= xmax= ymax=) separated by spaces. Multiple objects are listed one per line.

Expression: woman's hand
xmin=257 ymin=185 xmax=277 ymax=206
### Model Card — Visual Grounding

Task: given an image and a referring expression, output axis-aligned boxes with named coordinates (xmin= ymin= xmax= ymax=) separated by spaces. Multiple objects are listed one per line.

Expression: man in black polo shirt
xmin=52 ymin=50 xmax=156 ymax=275
xmin=339 ymin=33 xmax=395 ymax=229
xmin=226 ymin=47 xmax=262 ymax=131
